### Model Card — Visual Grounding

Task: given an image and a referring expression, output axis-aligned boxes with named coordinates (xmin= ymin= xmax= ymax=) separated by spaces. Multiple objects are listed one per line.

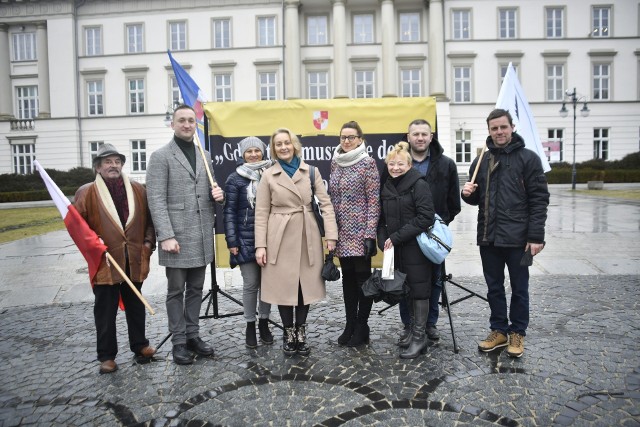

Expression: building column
xmin=380 ymin=0 xmax=396 ymax=97
xmin=0 ymin=24 xmax=12 ymax=119
xmin=332 ymin=0 xmax=348 ymax=98
xmin=427 ymin=0 xmax=446 ymax=99
xmin=36 ymin=22 xmax=51 ymax=118
xmin=284 ymin=0 xmax=301 ymax=99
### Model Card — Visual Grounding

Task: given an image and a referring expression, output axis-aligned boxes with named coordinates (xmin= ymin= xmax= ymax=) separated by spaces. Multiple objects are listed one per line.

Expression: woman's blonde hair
xmin=269 ymin=128 xmax=302 ymax=160
xmin=384 ymin=141 xmax=412 ymax=165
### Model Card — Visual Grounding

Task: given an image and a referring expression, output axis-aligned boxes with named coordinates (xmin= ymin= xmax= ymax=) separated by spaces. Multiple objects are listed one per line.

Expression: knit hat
xmin=238 ymin=136 xmax=266 ymax=159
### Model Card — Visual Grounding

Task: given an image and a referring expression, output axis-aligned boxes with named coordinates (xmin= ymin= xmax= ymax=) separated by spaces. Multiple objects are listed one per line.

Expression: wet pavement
xmin=0 ymin=184 xmax=639 ymax=426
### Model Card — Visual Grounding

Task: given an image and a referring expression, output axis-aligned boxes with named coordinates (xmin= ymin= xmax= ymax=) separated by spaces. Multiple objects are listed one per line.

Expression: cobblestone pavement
xmin=1 ymin=274 xmax=639 ymax=426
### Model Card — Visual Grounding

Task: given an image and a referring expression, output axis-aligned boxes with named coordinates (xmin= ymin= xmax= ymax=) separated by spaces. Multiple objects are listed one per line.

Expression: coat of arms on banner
xmin=313 ymin=111 xmax=329 ymax=130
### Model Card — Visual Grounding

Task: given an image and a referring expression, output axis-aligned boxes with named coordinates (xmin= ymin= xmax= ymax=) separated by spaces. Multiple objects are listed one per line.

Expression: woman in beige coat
xmin=255 ymin=128 xmax=338 ymax=356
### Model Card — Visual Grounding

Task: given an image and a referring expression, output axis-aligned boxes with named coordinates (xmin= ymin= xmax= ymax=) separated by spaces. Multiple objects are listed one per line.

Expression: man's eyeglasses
xmin=340 ymin=135 xmax=360 ymax=142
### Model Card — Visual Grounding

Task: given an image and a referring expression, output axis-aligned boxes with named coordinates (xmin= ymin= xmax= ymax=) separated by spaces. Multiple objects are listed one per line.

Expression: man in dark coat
xmin=462 ymin=109 xmax=549 ymax=358
xmin=405 ymin=119 xmax=461 ymax=341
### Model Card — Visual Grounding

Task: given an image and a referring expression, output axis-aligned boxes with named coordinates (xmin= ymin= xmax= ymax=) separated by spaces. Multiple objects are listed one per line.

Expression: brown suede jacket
xmin=74 ymin=175 xmax=156 ymax=285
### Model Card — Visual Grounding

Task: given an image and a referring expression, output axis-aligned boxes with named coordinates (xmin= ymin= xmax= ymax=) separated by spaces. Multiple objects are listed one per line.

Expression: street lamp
xmin=559 ymin=88 xmax=590 ymax=190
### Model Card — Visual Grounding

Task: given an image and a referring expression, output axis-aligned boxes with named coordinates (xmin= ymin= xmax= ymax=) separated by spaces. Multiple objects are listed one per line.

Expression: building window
xmin=131 ymin=140 xmax=147 ymax=172
xmin=169 ymin=21 xmax=187 ymax=51
xmin=592 ymin=6 xmax=610 ymax=38
xmin=170 ymin=76 xmax=182 ymax=106
xmin=546 ymin=7 xmax=564 ymax=38
xmin=593 ymin=128 xmax=609 ymax=160
xmin=452 ymin=10 xmax=471 ymax=40
xmin=308 ymin=71 xmax=328 ymax=99
xmin=455 ymin=130 xmax=472 ymax=163
xmin=499 ymin=64 xmax=518 ymax=85
xmin=258 ymin=72 xmax=277 ymax=100
xmin=307 ymin=16 xmax=328 ymax=45
xmin=214 ymin=74 xmax=232 ymax=102
xmin=353 ymin=14 xmax=374 ymax=44
xmin=354 ymin=70 xmax=375 ymax=98
xmin=89 ymin=141 xmax=104 ymax=163
xmin=12 ymin=144 xmax=36 ymax=174
xmin=593 ymin=63 xmax=610 ymax=100
xmin=257 ymin=16 xmax=276 ymax=47
xmin=16 ymin=86 xmax=38 ymax=119
xmin=546 ymin=64 xmax=564 ymax=101
xmin=498 ymin=8 xmax=517 ymax=39
xmin=126 ymin=24 xmax=144 ymax=53
xmin=453 ymin=66 xmax=471 ymax=103
xmin=84 ymin=27 xmax=102 ymax=56
xmin=128 ymin=78 xmax=145 ymax=114
xmin=399 ymin=12 xmax=420 ymax=42
xmin=400 ymin=69 xmax=421 ymax=97
xmin=12 ymin=32 xmax=36 ymax=61
xmin=547 ymin=129 xmax=564 ymax=162
xmin=87 ymin=80 xmax=104 ymax=116
xmin=212 ymin=19 xmax=231 ymax=49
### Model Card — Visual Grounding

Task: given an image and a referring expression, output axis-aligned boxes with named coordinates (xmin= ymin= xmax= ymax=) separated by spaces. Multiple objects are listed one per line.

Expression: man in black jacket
xmin=462 ymin=109 xmax=549 ymax=358
xmin=403 ymin=119 xmax=461 ymax=341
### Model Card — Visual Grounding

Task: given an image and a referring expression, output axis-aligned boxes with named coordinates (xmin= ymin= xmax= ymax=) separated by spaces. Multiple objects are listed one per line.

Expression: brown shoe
xmin=507 ymin=332 xmax=525 ymax=358
xmin=138 ymin=346 xmax=156 ymax=358
xmin=478 ymin=330 xmax=508 ymax=352
xmin=99 ymin=360 xmax=118 ymax=374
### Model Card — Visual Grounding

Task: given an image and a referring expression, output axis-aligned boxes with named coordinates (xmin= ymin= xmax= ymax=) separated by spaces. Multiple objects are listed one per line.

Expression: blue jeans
xmin=479 ymin=245 xmax=529 ymax=336
xmin=399 ymin=263 xmax=442 ymax=326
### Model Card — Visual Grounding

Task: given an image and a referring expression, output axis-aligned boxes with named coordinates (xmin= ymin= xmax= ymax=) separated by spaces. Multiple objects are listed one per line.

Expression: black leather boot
xmin=282 ymin=326 xmax=297 ymax=356
xmin=398 ymin=302 xmax=414 ymax=348
xmin=338 ymin=278 xmax=358 ymax=345
xmin=346 ymin=322 xmax=370 ymax=347
xmin=258 ymin=319 xmax=274 ymax=344
xmin=400 ymin=300 xmax=429 ymax=359
xmin=296 ymin=324 xmax=310 ymax=356
xmin=245 ymin=321 xmax=257 ymax=349
xmin=338 ymin=321 xmax=355 ymax=346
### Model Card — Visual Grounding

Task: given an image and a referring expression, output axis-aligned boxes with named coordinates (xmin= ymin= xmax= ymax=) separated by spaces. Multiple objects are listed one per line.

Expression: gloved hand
xmin=364 ymin=238 xmax=377 ymax=258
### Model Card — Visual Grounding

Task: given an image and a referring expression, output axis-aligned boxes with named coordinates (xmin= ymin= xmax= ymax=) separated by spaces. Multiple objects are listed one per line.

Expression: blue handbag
xmin=416 ymin=214 xmax=453 ymax=264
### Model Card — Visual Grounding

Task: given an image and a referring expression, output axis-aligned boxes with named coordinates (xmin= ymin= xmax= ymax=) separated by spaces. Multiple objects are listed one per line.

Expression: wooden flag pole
xmin=106 ymin=252 xmax=155 ymax=315
xmin=194 ymin=132 xmax=217 ymax=189
xmin=470 ymin=147 xmax=487 ymax=184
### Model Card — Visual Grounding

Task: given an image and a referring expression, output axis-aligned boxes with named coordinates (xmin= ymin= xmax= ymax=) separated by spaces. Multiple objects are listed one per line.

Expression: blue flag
xmin=167 ymin=50 xmax=208 ymax=148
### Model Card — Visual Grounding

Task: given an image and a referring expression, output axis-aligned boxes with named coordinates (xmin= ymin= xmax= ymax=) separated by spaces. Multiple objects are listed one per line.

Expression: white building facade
xmin=0 ymin=0 xmax=638 ymax=180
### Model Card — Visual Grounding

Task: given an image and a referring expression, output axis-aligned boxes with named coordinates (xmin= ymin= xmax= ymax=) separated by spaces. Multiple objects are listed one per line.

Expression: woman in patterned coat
xmin=329 ymin=121 xmax=380 ymax=346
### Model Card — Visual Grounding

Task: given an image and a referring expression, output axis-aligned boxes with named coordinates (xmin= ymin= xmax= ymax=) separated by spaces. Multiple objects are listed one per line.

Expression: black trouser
xmin=340 ymin=256 xmax=373 ymax=324
xmin=278 ymin=284 xmax=309 ymax=327
xmin=93 ymin=281 xmax=148 ymax=362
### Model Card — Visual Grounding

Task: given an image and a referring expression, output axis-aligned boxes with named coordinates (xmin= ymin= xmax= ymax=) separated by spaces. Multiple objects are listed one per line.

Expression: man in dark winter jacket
xmin=462 ymin=109 xmax=549 ymax=358
xmin=405 ymin=119 xmax=461 ymax=341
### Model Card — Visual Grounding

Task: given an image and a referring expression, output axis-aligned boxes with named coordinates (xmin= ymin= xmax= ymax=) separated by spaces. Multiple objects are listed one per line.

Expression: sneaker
xmin=507 ymin=332 xmax=525 ymax=358
xmin=478 ymin=330 xmax=508 ymax=352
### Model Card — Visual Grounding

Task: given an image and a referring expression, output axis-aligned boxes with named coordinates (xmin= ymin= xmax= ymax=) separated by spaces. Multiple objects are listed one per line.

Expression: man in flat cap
xmin=74 ymin=143 xmax=157 ymax=374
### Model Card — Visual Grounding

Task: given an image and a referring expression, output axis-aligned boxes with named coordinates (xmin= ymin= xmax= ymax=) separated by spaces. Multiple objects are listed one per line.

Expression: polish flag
xmin=34 ymin=160 xmax=107 ymax=284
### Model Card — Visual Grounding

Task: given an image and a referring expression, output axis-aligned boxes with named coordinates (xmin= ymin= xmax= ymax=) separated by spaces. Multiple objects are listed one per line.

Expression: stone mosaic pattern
xmin=0 ymin=275 xmax=638 ymax=426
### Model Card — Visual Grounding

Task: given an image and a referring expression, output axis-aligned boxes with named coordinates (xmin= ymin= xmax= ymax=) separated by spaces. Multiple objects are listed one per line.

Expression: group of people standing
xmin=76 ymin=104 xmax=548 ymax=373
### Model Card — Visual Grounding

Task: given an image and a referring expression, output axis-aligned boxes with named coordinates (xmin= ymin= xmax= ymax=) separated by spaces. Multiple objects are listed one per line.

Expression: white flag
xmin=496 ymin=63 xmax=551 ymax=172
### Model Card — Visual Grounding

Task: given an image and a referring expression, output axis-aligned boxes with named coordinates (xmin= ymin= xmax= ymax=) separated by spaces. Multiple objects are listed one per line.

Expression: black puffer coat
xmin=377 ymin=168 xmax=435 ymax=299
xmin=223 ymin=171 xmax=258 ymax=268
xmin=423 ymin=139 xmax=461 ymax=224
xmin=462 ymin=133 xmax=549 ymax=247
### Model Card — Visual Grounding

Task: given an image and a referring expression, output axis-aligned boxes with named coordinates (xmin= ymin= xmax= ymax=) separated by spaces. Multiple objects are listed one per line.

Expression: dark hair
xmin=486 ymin=109 xmax=513 ymax=127
xmin=340 ymin=121 xmax=363 ymax=138
xmin=407 ymin=119 xmax=432 ymax=132
xmin=172 ymin=104 xmax=196 ymax=119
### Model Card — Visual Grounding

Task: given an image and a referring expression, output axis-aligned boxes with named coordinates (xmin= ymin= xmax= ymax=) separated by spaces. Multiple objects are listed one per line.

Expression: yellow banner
xmin=204 ymin=97 xmax=437 ymax=137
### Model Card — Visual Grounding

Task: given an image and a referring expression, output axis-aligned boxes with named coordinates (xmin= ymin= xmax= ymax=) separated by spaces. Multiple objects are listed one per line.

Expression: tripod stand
xmin=377 ymin=263 xmax=487 ymax=354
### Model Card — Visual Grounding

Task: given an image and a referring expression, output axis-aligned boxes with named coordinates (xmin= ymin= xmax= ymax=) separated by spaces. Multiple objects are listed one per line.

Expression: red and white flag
xmin=34 ymin=160 xmax=107 ymax=284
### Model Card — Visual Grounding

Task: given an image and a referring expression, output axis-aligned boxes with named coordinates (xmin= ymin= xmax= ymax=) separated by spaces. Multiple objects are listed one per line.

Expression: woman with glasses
xmin=377 ymin=142 xmax=435 ymax=359
xmin=254 ymin=128 xmax=338 ymax=356
xmin=329 ymin=121 xmax=380 ymax=347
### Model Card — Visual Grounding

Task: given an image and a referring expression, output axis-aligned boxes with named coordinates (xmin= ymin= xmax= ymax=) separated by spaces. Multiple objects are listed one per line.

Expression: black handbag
xmin=362 ymin=269 xmax=410 ymax=304
xmin=309 ymin=166 xmax=325 ymax=237
xmin=321 ymin=252 xmax=341 ymax=281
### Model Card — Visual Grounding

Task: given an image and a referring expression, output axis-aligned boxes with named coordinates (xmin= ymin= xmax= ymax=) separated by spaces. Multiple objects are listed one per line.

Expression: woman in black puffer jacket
xmin=224 ymin=136 xmax=274 ymax=348
xmin=377 ymin=142 xmax=435 ymax=359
